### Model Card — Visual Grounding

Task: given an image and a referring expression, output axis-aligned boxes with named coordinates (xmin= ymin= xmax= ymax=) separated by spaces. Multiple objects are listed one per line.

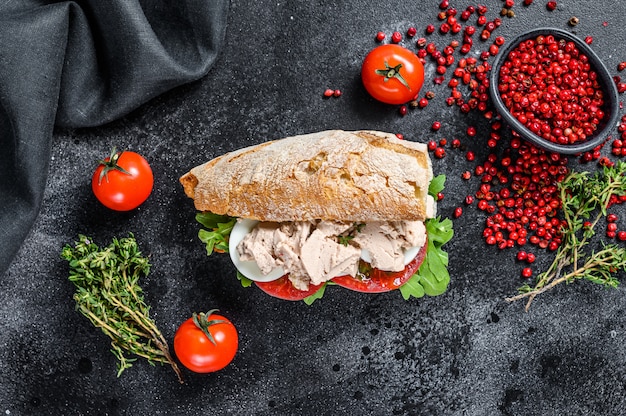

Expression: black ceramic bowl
xmin=489 ymin=27 xmax=620 ymax=154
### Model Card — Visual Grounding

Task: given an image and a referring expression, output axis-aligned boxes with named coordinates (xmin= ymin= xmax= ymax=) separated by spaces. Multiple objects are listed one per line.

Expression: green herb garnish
xmin=338 ymin=222 xmax=366 ymax=246
xmin=400 ymin=216 xmax=454 ymax=300
xmin=61 ymin=235 xmax=183 ymax=382
xmin=197 ymin=212 xmax=236 ymax=255
xmin=303 ymin=282 xmax=333 ymax=305
xmin=236 ymin=270 xmax=254 ymax=288
xmin=400 ymin=174 xmax=453 ymax=300
xmin=507 ymin=161 xmax=626 ymax=311
xmin=429 ymin=174 xmax=446 ymax=197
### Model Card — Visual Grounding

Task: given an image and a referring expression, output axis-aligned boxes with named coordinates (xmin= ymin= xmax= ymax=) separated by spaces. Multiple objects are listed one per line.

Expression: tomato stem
xmin=375 ymin=61 xmax=411 ymax=90
xmin=192 ymin=310 xmax=227 ymax=345
xmin=97 ymin=147 xmax=131 ymax=185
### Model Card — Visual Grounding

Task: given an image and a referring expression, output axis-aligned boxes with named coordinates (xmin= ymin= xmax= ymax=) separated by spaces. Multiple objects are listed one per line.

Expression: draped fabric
xmin=0 ymin=1 xmax=229 ymax=275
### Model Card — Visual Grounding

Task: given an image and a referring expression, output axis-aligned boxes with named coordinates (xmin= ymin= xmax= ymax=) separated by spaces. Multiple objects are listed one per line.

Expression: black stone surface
xmin=2 ymin=1 xmax=626 ymax=415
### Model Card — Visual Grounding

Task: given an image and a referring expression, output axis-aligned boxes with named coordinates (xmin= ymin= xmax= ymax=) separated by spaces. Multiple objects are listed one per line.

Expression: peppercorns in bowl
xmin=489 ymin=27 xmax=619 ymax=154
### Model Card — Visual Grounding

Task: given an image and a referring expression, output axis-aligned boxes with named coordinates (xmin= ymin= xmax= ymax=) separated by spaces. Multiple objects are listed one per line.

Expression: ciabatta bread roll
xmin=180 ymin=130 xmax=433 ymax=222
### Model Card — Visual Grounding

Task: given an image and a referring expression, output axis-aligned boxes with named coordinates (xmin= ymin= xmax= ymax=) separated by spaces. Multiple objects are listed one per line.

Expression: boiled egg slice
xmin=360 ymin=245 xmax=421 ymax=267
xmin=229 ymin=219 xmax=285 ymax=282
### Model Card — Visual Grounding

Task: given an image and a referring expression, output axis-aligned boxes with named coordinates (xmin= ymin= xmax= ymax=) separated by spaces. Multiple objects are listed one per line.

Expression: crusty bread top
xmin=180 ymin=130 xmax=433 ymax=222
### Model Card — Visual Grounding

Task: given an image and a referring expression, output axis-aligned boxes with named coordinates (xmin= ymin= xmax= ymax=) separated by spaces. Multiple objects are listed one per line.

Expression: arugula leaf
xmin=303 ymin=282 xmax=332 ymax=305
xmin=236 ymin=271 xmax=254 ymax=288
xmin=428 ymin=174 xmax=446 ymax=197
xmin=398 ymin=275 xmax=426 ymax=299
xmin=196 ymin=212 xmax=234 ymax=229
xmin=426 ymin=215 xmax=454 ymax=246
xmin=400 ymin=173 xmax=453 ymax=299
xmin=400 ymin=216 xmax=454 ymax=300
xmin=196 ymin=212 xmax=236 ymax=256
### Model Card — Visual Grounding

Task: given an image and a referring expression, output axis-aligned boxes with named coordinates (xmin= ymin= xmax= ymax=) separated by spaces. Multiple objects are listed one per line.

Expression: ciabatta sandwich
xmin=181 ymin=130 xmax=452 ymax=303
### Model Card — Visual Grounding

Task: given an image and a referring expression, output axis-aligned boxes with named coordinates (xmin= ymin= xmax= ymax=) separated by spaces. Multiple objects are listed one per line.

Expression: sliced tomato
xmin=332 ymin=243 xmax=427 ymax=293
xmin=255 ymin=275 xmax=324 ymax=301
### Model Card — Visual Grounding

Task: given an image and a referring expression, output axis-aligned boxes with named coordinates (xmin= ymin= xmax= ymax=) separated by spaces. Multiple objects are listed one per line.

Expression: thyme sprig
xmin=61 ymin=234 xmax=183 ymax=383
xmin=507 ymin=161 xmax=626 ymax=311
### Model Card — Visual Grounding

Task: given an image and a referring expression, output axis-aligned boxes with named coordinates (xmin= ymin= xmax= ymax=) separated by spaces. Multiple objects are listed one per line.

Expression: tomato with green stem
xmin=92 ymin=148 xmax=153 ymax=211
xmin=361 ymin=44 xmax=425 ymax=105
xmin=174 ymin=310 xmax=238 ymax=373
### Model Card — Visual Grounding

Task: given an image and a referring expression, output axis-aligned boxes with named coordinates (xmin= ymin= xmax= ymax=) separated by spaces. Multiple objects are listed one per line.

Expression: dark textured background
xmin=2 ymin=1 xmax=626 ymax=415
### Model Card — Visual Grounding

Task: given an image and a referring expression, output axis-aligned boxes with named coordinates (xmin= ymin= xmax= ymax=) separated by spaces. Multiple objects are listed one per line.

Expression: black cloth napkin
xmin=0 ymin=1 xmax=228 ymax=275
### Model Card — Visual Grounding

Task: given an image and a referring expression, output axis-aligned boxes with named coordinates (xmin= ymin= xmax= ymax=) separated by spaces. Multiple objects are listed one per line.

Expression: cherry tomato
xmin=255 ymin=275 xmax=324 ymax=301
xmin=91 ymin=148 xmax=153 ymax=211
xmin=361 ymin=44 xmax=425 ymax=105
xmin=174 ymin=310 xmax=238 ymax=373
xmin=332 ymin=242 xmax=427 ymax=293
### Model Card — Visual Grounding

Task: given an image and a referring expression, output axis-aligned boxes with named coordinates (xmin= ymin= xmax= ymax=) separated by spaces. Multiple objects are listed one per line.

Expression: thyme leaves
xmin=507 ymin=161 xmax=626 ymax=311
xmin=62 ymin=234 xmax=183 ymax=383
